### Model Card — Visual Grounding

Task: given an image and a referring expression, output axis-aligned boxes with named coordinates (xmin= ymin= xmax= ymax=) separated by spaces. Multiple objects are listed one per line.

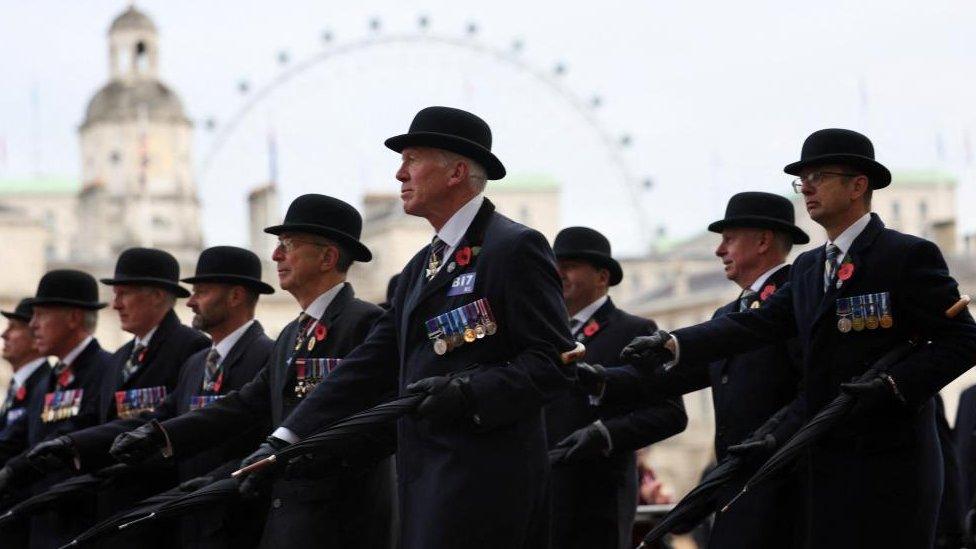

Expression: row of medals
xmin=115 ymin=387 xmax=166 ymax=419
xmin=294 ymin=358 xmax=340 ymax=397
xmin=836 ymin=293 xmax=893 ymax=333
xmin=42 ymin=389 xmax=83 ymax=422
xmin=429 ymin=300 xmax=498 ymax=356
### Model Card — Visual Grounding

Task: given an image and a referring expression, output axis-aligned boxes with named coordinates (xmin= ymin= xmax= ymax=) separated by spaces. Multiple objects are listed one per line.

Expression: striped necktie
xmin=203 ymin=348 xmax=221 ymax=392
xmin=824 ymin=244 xmax=841 ymax=292
xmin=121 ymin=343 xmax=147 ymax=384
xmin=738 ymin=289 xmax=758 ymax=312
xmin=426 ymin=236 xmax=448 ymax=281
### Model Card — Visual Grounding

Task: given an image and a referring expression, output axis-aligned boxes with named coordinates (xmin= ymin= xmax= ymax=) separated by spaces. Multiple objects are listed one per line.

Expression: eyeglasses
xmin=275 ymin=237 xmax=324 ymax=253
xmin=791 ymin=171 xmax=860 ymax=193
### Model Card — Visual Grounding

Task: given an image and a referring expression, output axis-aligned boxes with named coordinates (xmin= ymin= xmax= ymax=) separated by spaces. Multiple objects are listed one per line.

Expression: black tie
xmin=426 ymin=236 xmax=448 ymax=281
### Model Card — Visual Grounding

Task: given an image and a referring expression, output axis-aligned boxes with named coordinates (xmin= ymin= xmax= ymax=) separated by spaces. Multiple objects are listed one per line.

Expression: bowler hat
xmin=182 ymin=246 xmax=275 ymax=294
xmin=553 ymin=227 xmax=623 ymax=286
xmin=384 ymin=106 xmax=506 ymax=180
xmin=264 ymin=194 xmax=372 ymax=262
xmin=100 ymin=248 xmax=190 ymax=298
xmin=1 ymin=298 xmax=34 ymax=322
xmin=784 ymin=128 xmax=891 ymax=189
xmin=708 ymin=192 xmax=810 ymax=244
xmin=28 ymin=270 xmax=107 ymax=310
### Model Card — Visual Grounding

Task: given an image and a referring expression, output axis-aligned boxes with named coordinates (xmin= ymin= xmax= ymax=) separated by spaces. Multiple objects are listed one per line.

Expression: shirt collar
xmin=211 ymin=319 xmax=254 ymax=366
xmin=62 ymin=335 xmax=94 ymax=366
xmin=436 ymin=194 xmax=484 ymax=250
xmin=134 ymin=325 xmax=159 ymax=349
xmin=749 ymin=263 xmax=788 ymax=293
xmin=12 ymin=357 xmax=47 ymax=389
xmin=571 ymin=295 xmax=609 ymax=328
xmin=304 ymin=282 xmax=346 ymax=321
xmin=827 ymin=212 xmax=872 ymax=257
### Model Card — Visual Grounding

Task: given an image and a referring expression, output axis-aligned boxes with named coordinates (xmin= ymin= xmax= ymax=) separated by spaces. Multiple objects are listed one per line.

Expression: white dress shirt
xmin=211 ymin=319 xmax=255 ymax=367
xmin=431 ymin=194 xmax=485 ymax=275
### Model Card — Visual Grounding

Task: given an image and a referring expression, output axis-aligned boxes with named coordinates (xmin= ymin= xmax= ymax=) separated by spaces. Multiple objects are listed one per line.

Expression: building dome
xmin=81 ymin=80 xmax=189 ymax=129
xmin=109 ymin=6 xmax=156 ymax=33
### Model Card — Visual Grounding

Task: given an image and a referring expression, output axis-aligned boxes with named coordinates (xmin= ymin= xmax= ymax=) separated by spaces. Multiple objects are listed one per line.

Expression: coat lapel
xmin=217 ymin=321 xmax=264 ymax=383
xmin=573 ymin=298 xmax=615 ymax=345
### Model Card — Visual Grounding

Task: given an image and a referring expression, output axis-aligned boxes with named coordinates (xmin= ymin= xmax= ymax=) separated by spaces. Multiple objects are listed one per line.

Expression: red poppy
xmin=138 ymin=348 xmax=148 ymax=363
xmin=838 ymin=263 xmax=854 ymax=281
xmin=760 ymin=284 xmax=776 ymax=301
xmin=455 ymin=247 xmax=472 ymax=267
xmin=57 ymin=367 xmax=74 ymax=388
xmin=15 ymin=386 xmax=26 ymax=401
xmin=583 ymin=320 xmax=600 ymax=337
xmin=314 ymin=323 xmax=328 ymax=341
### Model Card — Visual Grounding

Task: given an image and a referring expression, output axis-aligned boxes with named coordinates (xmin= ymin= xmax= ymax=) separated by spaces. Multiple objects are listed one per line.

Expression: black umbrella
xmin=111 ymin=478 xmax=240 ymax=532
xmin=234 ymin=343 xmax=587 ymax=479
xmin=0 ymin=464 xmax=131 ymax=526
xmin=58 ymin=486 xmax=183 ymax=548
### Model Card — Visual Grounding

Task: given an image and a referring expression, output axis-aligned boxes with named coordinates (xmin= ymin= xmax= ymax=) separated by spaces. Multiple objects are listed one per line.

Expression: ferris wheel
xmin=195 ymin=15 xmax=658 ymax=251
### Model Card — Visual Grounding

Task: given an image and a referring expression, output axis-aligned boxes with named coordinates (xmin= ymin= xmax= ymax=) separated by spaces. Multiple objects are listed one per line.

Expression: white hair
xmin=438 ymin=150 xmax=487 ymax=193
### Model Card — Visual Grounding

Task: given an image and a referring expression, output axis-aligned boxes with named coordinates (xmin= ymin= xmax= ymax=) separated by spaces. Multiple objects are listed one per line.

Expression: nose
xmin=272 ymin=246 xmax=285 ymax=262
xmin=396 ymin=163 xmax=409 ymax=183
xmin=715 ymin=243 xmax=726 ymax=258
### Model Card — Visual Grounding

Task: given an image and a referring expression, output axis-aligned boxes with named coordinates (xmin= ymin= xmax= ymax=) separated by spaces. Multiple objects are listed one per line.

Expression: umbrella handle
xmin=231 ymin=454 xmax=276 ymax=479
xmin=561 ymin=342 xmax=586 ymax=364
xmin=947 ymin=295 xmax=971 ymax=319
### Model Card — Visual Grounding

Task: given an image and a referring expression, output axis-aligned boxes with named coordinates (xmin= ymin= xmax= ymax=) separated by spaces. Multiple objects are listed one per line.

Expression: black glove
xmin=27 ymin=436 xmax=78 ymax=472
xmin=840 ymin=372 xmax=905 ymax=417
xmin=549 ymin=422 xmax=610 ymax=465
xmin=727 ymin=433 xmax=777 ymax=461
xmin=406 ymin=376 xmax=474 ymax=425
xmin=109 ymin=421 xmax=168 ymax=465
xmin=0 ymin=466 xmax=13 ymax=495
xmin=237 ymin=436 xmax=289 ymax=499
xmin=575 ymin=362 xmax=607 ymax=397
xmin=179 ymin=475 xmax=213 ymax=493
xmin=619 ymin=329 xmax=674 ymax=370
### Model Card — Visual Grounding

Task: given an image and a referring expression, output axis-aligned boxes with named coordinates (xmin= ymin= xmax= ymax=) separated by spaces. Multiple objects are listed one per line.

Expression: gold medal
xmin=307 ymin=337 xmax=316 ymax=351
xmin=865 ymin=315 xmax=879 ymax=330
xmin=464 ymin=328 xmax=476 ymax=343
xmin=852 ymin=318 xmax=865 ymax=331
xmin=838 ymin=317 xmax=852 ymax=333
xmin=880 ymin=315 xmax=893 ymax=328
xmin=433 ymin=338 xmax=448 ymax=355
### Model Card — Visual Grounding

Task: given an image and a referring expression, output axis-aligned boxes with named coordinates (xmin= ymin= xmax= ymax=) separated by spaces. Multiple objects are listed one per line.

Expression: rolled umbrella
xmin=721 ymin=294 xmax=970 ymax=514
xmin=0 ymin=463 xmax=131 ymax=527
xmin=233 ymin=342 xmax=587 ymax=479
xmin=109 ymin=478 xmax=240 ymax=533
xmin=58 ymin=486 xmax=184 ymax=548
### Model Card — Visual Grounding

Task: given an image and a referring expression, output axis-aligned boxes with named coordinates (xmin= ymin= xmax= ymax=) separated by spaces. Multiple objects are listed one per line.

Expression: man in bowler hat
xmin=545 ymin=226 xmax=687 ymax=549
xmin=243 ymin=106 xmax=576 ymax=549
xmin=111 ymin=195 xmax=395 ymax=549
xmin=0 ymin=270 xmax=114 ymax=548
xmin=29 ymin=246 xmax=276 ymax=548
xmin=622 ymin=129 xmax=976 ymax=548
xmin=0 ymin=299 xmax=51 ymax=547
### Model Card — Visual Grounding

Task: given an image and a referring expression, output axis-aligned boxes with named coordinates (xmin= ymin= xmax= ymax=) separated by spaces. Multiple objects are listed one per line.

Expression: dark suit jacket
xmin=955 ymin=385 xmax=976 ymax=510
xmin=670 ymin=214 xmax=976 ymax=548
xmin=70 ymin=321 xmax=273 ymax=479
xmin=156 ymin=284 xmax=393 ymax=549
xmin=0 ymin=361 xmax=52 ymax=465
xmin=279 ymin=199 xmax=576 ymax=549
xmin=546 ymin=297 xmax=686 ymax=549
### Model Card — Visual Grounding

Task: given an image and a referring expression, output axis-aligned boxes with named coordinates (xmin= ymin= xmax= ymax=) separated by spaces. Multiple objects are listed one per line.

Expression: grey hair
xmin=82 ymin=310 xmax=99 ymax=333
xmin=438 ymin=150 xmax=487 ymax=193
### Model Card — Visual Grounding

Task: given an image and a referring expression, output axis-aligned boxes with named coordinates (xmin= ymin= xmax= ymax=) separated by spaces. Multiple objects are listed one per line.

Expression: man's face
xmin=2 ymin=318 xmax=38 ymax=365
xmin=187 ymin=283 xmax=232 ymax=334
xmin=29 ymin=306 xmax=74 ymax=357
xmin=112 ymin=285 xmax=163 ymax=335
xmin=557 ymin=259 xmax=607 ymax=306
xmin=799 ymin=164 xmax=859 ymax=224
xmin=396 ymin=147 xmax=452 ymax=217
xmin=272 ymin=232 xmax=325 ymax=293
xmin=715 ymin=228 xmax=764 ymax=284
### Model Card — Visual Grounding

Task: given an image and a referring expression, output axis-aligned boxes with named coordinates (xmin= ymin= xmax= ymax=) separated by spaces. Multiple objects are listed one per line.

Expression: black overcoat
xmin=955 ymin=385 xmax=976 ymax=510
xmin=279 ymin=199 xmax=576 ymax=549
xmin=670 ymin=214 xmax=976 ymax=548
xmin=545 ymin=297 xmax=686 ymax=549
xmin=0 ymin=362 xmax=52 ymax=465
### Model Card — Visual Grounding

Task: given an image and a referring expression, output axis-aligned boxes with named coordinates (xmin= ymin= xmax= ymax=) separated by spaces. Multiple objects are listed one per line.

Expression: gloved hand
xmin=840 ymin=372 xmax=905 ymax=418
xmin=549 ymin=422 xmax=611 ymax=465
xmin=575 ymin=362 xmax=607 ymax=397
xmin=727 ymin=433 xmax=777 ymax=461
xmin=109 ymin=421 xmax=168 ymax=464
xmin=27 ymin=436 xmax=78 ymax=472
xmin=237 ymin=436 xmax=289 ymax=499
xmin=0 ymin=466 xmax=13 ymax=495
xmin=619 ymin=329 xmax=674 ymax=370
xmin=179 ymin=475 xmax=213 ymax=493
xmin=406 ymin=375 xmax=474 ymax=425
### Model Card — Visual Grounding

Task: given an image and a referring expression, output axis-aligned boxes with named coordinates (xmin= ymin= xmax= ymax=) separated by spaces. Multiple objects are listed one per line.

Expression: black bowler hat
xmin=553 ymin=227 xmax=623 ymax=286
xmin=28 ymin=270 xmax=107 ymax=310
xmin=100 ymin=248 xmax=190 ymax=298
xmin=784 ymin=128 xmax=892 ymax=189
xmin=182 ymin=246 xmax=275 ymax=295
xmin=708 ymin=192 xmax=810 ymax=244
xmin=1 ymin=298 xmax=34 ymax=322
xmin=264 ymin=194 xmax=372 ymax=262
xmin=384 ymin=106 xmax=506 ymax=180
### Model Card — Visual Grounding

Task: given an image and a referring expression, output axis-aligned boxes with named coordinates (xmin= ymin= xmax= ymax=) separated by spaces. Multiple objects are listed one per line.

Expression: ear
xmin=320 ymin=245 xmax=339 ymax=272
xmin=850 ymin=175 xmax=870 ymax=202
xmin=755 ymin=229 xmax=774 ymax=255
xmin=445 ymin=159 xmax=470 ymax=188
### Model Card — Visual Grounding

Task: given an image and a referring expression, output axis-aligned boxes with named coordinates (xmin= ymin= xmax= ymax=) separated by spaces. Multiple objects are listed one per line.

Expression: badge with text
xmin=42 ymin=388 xmax=84 ymax=423
xmin=115 ymin=386 xmax=167 ymax=419
xmin=424 ymin=298 xmax=497 ymax=355
xmin=447 ymin=273 xmax=477 ymax=296
xmin=189 ymin=394 xmax=223 ymax=411
xmin=293 ymin=357 xmax=341 ymax=398
xmin=836 ymin=291 xmax=892 ymax=333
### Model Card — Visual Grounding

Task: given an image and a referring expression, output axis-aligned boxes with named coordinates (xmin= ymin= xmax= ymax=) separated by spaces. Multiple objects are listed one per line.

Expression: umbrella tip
xmin=720 ymin=487 xmax=747 ymax=513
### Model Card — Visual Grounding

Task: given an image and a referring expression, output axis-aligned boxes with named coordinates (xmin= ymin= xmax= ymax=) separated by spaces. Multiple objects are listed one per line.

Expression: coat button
xmin=720 ymin=375 xmax=729 ymax=384
xmin=272 ymin=498 xmax=282 ymax=509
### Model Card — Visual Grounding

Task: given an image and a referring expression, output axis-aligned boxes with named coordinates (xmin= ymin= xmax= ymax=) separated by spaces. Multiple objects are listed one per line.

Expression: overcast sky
xmin=2 ymin=1 xmax=975 ymax=255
